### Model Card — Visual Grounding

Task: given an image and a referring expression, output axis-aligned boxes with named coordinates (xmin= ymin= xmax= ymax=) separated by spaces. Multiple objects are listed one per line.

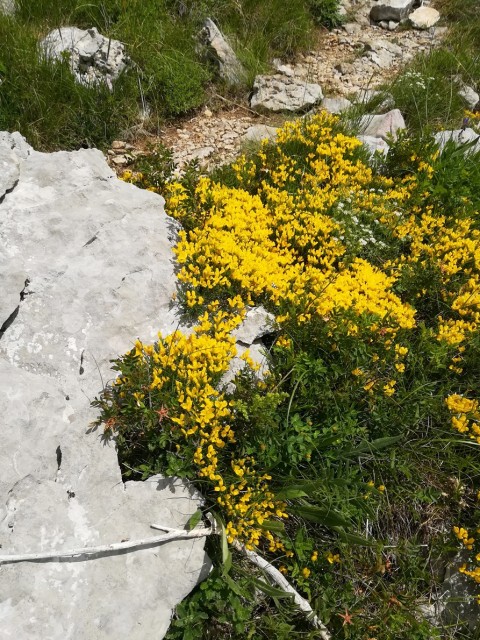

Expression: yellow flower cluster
xmin=387 ymin=207 xmax=480 ymax=347
xmin=455 ymin=526 xmax=480 ymax=602
xmin=168 ymin=113 xmax=416 ymax=350
xmin=326 ymin=551 xmax=341 ymax=564
xmin=120 ymin=303 xmax=287 ymax=551
xmin=454 ymin=526 xmax=476 ymax=550
xmin=445 ymin=394 xmax=480 ymax=443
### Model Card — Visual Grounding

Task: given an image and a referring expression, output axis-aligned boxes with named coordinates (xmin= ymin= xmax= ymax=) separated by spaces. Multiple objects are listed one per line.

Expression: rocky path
xmin=108 ymin=0 xmax=446 ymax=172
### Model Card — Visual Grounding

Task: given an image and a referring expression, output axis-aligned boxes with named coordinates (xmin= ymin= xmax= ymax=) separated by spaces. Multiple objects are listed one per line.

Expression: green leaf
xmin=214 ymin=514 xmax=232 ymax=575
xmin=258 ymin=519 xmax=286 ymax=535
xmin=223 ymin=574 xmax=251 ymax=599
xmin=186 ymin=509 xmax=202 ymax=531
xmin=275 ymin=488 xmax=308 ymax=500
xmin=333 ymin=527 xmax=376 ymax=546
xmin=289 ymin=504 xmax=350 ymax=528
xmin=341 ymin=435 xmax=403 ymax=456
xmin=250 ymin=576 xmax=294 ymax=599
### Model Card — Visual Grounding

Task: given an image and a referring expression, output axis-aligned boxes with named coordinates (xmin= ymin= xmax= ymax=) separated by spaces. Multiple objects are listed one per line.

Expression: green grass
xmin=0 ymin=0 xmax=342 ymax=150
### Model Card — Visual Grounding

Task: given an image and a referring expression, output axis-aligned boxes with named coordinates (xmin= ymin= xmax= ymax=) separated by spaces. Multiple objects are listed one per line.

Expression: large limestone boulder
xmin=0 ymin=132 xmax=209 ymax=639
xmin=40 ymin=27 xmax=129 ymax=89
xmin=370 ymin=0 xmax=416 ymax=23
xmin=250 ymin=74 xmax=323 ymax=113
xmin=201 ymin=18 xmax=245 ymax=85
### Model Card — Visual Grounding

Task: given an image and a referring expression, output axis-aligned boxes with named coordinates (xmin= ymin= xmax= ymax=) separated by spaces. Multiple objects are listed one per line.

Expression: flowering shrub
xmin=99 ymin=111 xmax=480 ymax=638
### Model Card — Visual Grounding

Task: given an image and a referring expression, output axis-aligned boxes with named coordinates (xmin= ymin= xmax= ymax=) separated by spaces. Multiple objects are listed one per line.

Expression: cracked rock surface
xmin=0 ymin=133 xmax=209 ymax=640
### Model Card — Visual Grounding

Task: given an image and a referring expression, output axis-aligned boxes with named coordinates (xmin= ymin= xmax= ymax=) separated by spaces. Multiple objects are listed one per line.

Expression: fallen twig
xmin=0 ymin=525 xmax=212 ymax=564
xmin=233 ymin=540 xmax=331 ymax=639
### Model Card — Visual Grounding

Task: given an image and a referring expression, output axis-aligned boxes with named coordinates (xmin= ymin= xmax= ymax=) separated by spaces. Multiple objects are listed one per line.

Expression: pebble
xmin=112 ymin=155 xmax=128 ymax=165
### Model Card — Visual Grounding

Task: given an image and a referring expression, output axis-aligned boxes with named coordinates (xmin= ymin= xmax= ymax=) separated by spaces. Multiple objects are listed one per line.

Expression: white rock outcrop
xmin=250 ymin=74 xmax=323 ymax=113
xmin=40 ymin=27 xmax=129 ymax=89
xmin=0 ymin=132 xmax=209 ymax=639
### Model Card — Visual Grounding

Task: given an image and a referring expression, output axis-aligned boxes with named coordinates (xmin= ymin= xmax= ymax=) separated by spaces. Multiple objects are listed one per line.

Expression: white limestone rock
xmin=408 ymin=6 xmax=440 ymax=29
xmin=434 ymin=128 xmax=480 ymax=155
xmin=458 ymin=84 xmax=480 ymax=110
xmin=242 ymin=124 xmax=279 ymax=143
xmin=234 ymin=306 xmax=276 ymax=345
xmin=40 ymin=27 xmax=129 ymax=89
xmin=0 ymin=141 xmax=20 ymax=199
xmin=223 ymin=307 xmax=274 ymax=389
xmin=358 ymin=109 xmax=406 ymax=141
xmin=202 ymin=18 xmax=245 ymax=85
xmin=370 ymin=0 xmax=416 ymax=23
xmin=320 ymin=97 xmax=352 ymax=114
xmin=0 ymin=133 xmax=208 ymax=639
xmin=272 ymin=58 xmax=295 ymax=77
xmin=0 ymin=0 xmax=15 ymax=14
xmin=250 ymin=74 xmax=323 ymax=113
xmin=357 ymin=134 xmax=390 ymax=156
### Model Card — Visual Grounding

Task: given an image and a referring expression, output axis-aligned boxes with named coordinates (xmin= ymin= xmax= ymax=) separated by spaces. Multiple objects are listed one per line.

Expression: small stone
xmin=459 ymin=85 xmax=480 ymax=110
xmin=204 ymin=108 xmax=213 ymax=117
xmin=112 ymin=155 xmax=128 ymax=165
xmin=189 ymin=146 xmax=215 ymax=162
xmin=335 ymin=62 xmax=355 ymax=75
xmin=0 ymin=0 xmax=15 ymax=14
xmin=320 ymin=97 xmax=352 ymax=114
xmin=40 ymin=27 xmax=129 ymax=90
xmin=408 ymin=6 xmax=440 ymax=29
xmin=272 ymin=58 xmax=295 ymax=77
xmin=343 ymin=22 xmax=362 ymax=35
xmin=242 ymin=124 xmax=278 ymax=144
xmin=201 ymin=18 xmax=246 ymax=85
xmin=111 ymin=140 xmax=126 ymax=150
xmin=234 ymin=306 xmax=276 ymax=345
xmin=388 ymin=20 xmax=399 ymax=30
